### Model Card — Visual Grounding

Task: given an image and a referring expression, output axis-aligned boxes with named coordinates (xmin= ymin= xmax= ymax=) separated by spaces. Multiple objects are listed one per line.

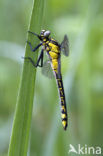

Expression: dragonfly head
xmin=40 ymin=30 xmax=51 ymax=41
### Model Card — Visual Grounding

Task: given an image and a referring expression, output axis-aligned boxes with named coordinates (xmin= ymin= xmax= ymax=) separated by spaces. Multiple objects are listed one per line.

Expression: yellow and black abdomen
xmin=56 ymin=74 xmax=68 ymax=130
xmin=45 ymin=39 xmax=68 ymax=130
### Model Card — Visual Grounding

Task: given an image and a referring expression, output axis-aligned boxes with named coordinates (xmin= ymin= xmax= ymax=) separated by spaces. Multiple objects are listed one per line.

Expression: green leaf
xmin=8 ymin=0 xmax=45 ymax=156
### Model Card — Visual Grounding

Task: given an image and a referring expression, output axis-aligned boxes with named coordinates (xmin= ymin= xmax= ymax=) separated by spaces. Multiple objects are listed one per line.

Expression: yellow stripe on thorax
xmin=48 ymin=43 xmax=60 ymax=73
xmin=48 ymin=42 xmax=60 ymax=53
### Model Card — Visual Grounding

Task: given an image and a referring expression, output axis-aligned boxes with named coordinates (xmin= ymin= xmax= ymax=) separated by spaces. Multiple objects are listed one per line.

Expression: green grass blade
xmin=8 ymin=0 xmax=45 ymax=156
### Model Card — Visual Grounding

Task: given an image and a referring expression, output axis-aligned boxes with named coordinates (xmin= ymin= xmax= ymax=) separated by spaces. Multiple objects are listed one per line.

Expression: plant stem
xmin=8 ymin=0 xmax=45 ymax=155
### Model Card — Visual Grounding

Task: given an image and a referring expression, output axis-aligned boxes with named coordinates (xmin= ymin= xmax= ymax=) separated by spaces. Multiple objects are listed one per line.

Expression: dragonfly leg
xmin=26 ymin=41 xmax=42 ymax=52
xmin=22 ymin=49 xmax=44 ymax=67
xmin=35 ymin=49 xmax=44 ymax=67
xmin=40 ymin=49 xmax=44 ymax=67
xmin=28 ymin=31 xmax=39 ymax=37
xmin=22 ymin=57 xmax=37 ymax=67
xmin=28 ymin=31 xmax=41 ymax=40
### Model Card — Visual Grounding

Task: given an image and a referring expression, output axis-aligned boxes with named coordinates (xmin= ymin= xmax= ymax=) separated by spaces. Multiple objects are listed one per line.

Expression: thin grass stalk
xmin=8 ymin=0 xmax=45 ymax=155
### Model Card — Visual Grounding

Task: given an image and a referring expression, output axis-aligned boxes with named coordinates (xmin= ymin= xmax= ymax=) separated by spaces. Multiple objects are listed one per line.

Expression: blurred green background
xmin=0 ymin=0 xmax=103 ymax=155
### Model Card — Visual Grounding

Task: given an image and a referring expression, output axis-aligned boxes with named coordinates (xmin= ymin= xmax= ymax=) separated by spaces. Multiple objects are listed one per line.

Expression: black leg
xmin=22 ymin=49 xmax=44 ymax=68
xmin=40 ymin=50 xmax=44 ymax=67
xmin=35 ymin=49 xmax=44 ymax=67
xmin=28 ymin=31 xmax=39 ymax=37
xmin=28 ymin=31 xmax=41 ymax=40
xmin=22 ymin=57 xmax=36 ymax=67
xmin=27 ymin=41 xmax=42 ymax=52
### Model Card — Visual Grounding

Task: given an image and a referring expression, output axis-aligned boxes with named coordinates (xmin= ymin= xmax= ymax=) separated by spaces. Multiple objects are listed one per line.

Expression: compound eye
xmin=44 ymin=30 xmax=50 ymax=37
xmin=40 ymin=30 xmax=45 ymax=36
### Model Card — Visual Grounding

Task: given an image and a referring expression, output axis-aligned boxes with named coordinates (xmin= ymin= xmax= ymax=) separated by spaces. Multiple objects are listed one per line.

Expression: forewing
xmin=57 ymin=56 xmax=62 ymax=79
xmin=61 ymin=35 xmax=69 ymax=56
xmin=41 ymin=61 xmax=54 ymax=79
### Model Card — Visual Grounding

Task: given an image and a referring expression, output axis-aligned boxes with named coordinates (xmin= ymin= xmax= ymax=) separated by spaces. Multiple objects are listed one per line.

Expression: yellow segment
xmin=49 ymin=51 xmax=58 ymax=59
xmin=43 ymin=38 xmax=46 ymax=42
xmin=48 ymin=43 xmax=59 ymax=53
xmin=52 ymin=59 xmax=58 ymax=66
xmin=52 ymin=59 xmax=58 ymax=72
xmin=43 ymin=42 xmax=45 ymax=45
xmin=62 ymin=106 xmax=66 ymax=112
xmin=61 ymin=113 xmax=66 ymax=119
xmin=61 ymin=99 xmax=64 ymax=104
xmin=51 ymin=38 xmax=55 ymax=41
xmin=46 ymin=41 xmax=49 ymax=43
xmin=60 ymin=90 xmax=63 ymax=95
xmin=59 ymin=81 xmax=61 ymax=87
xmin=62 ymin=121 xmax=67 ymax=128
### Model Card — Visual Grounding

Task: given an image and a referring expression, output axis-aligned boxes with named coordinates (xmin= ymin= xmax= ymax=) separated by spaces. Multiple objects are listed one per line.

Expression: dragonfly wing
xmin=57 ymin=56 xmax=62 ymax=79
xmin=41 ymin=60 xmax=54 ymax=79
xmin=61 ymin=35 xmax=69 ymax=56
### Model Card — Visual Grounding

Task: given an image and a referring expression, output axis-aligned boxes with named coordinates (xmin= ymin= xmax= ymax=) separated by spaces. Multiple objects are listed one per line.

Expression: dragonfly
xmin=23 ymin=30 xmax=69 ymax=130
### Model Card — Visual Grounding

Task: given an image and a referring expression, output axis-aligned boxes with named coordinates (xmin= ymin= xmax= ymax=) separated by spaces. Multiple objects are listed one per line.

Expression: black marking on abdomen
xmin=55 ymin=73 xmax=68 ymax=130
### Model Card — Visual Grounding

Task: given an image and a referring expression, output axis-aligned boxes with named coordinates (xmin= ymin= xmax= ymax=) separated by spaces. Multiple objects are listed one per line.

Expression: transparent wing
xmin=57 ymin=56 xmax=62 ymax=79
xmin=61 ymin=35 xmax=69 ymax=56
xmin=41 ymin=60 xmax=54 ymax=79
